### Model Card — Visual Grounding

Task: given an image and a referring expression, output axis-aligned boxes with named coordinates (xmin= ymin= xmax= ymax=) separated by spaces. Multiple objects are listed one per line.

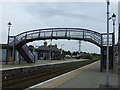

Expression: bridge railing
xmin=14 ymin=28 xmax=102 ymax=46
xmin=101 ymin=33 xmax=113 ymax=46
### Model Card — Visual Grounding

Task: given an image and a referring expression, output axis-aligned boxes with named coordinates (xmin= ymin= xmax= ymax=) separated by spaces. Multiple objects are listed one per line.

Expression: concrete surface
xmin=27 ymin=61 xmax=118 ymax=89
xmin=1 ymin=59 xmax=87 ymax=70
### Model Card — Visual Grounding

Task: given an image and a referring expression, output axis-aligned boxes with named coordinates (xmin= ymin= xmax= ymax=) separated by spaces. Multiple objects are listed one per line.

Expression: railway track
xmin=2 ymin=60 xmax=98 ymax=89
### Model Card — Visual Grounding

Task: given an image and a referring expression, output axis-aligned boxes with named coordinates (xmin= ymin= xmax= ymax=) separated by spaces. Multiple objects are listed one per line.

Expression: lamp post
xmin=61 ymin=44 xmax=64 ymax=60
xmin=71 ymin=47 xmax=74 ymax=58
xmin=111 ymin=13 xmax=116 ymax=73
xmin=49 ymin=39 xmax=52 ymax=62
xmin=105 ymin=1 xmax=116 ymax=87
xmin=79 ymin=40 xmax=81 ymax=56
xmin=106 ymin=0 xmax=110 ymax=87
xmin=6 ymin=22 xmax=12 ymax=64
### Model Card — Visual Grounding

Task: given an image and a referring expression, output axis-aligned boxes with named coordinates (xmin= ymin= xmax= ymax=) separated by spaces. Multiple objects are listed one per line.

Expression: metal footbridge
xmin=7 ymin=28 xmax=114 ymax=71
xmin=10 ymin=28 xmax=113 ymax=47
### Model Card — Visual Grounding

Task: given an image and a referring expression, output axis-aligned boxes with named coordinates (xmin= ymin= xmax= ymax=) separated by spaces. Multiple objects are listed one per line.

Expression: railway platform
xmin=27 ymin=61 xmax=118 ymax=89
xmin=1 ymin=59 xmax=86 ymax=71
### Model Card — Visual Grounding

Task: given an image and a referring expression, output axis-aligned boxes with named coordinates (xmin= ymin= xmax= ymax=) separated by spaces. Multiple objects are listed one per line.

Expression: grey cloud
xmin=1 ymin=2 xmax=118 ymax=53
xmin=22 ymin=2 xmax=105 ymax=23
xmin=118 ymin=1 xmax=120 ymax=23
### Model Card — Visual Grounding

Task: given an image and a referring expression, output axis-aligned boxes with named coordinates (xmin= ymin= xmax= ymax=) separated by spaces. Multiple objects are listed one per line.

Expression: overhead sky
xmin=118 ymin=1 xmax=120 ymax=23
xmin=1 ymin=0 xmax=119 ymax=54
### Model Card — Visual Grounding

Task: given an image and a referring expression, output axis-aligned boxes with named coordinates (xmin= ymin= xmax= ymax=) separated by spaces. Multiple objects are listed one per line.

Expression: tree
xmin=67 ymin=51 xmax=71 ymax=55
xmin=29 ymin=45 xmax=34 ymax=48
xmin=72 ymin=51 xmax=79 ymax=56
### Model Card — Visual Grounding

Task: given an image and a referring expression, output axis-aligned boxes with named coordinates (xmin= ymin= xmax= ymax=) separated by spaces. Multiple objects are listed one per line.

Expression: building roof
xmin=38 ymin=45 xmax=49 ymax=51
xmin=37 ymin=44 xmax=61 ymax=52
xmin=48 ymin=45 xmax=61 ymax=52
xmin=0 ymin=44 xmax=8 ymax=49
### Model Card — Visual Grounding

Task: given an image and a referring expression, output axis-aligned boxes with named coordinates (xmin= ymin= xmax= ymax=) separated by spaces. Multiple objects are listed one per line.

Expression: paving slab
xmin=27 ymin=61 xmax=118 ymax=89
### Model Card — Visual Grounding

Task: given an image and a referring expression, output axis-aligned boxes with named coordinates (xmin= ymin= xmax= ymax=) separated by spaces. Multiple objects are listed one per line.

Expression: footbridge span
xmin=7 ymin=28 xmax=114 ymax=71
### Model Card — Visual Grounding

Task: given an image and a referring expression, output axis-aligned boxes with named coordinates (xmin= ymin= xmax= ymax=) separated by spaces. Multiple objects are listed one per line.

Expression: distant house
xmin=34 ymin=42 xmax=61 ymax=60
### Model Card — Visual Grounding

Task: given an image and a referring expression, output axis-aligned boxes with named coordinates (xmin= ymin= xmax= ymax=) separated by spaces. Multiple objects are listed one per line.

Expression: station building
xmin=0 ymin=41 xmax=62 ymax=62
xmin=29 ymin=42 xmax=61 ymax=60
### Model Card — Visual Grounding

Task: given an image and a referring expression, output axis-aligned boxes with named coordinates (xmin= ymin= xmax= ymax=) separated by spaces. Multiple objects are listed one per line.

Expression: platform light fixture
xmin=6 ymin=22 xmax=12 ymax=64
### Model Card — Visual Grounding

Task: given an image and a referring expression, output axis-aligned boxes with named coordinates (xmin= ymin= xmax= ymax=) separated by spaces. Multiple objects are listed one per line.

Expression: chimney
xmin=44 ymin=41 xmax=47 ymax=47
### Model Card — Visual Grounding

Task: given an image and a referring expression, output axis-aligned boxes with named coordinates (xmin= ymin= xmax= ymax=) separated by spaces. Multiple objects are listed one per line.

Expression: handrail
xmin=8 ymin=28 xmax=113 ymax=47
xmin=22 ymin=44 xmax=35 ymax=63
xmin=15 ymin=28 xmax=101 ymax=37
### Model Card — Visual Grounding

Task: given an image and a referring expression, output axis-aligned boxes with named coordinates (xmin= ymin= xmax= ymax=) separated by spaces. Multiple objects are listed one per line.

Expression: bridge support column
xmin=101 ymin=46 xmax=113 ymax=72
xmin=100 ymin=48 xmax=103 ymax=72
